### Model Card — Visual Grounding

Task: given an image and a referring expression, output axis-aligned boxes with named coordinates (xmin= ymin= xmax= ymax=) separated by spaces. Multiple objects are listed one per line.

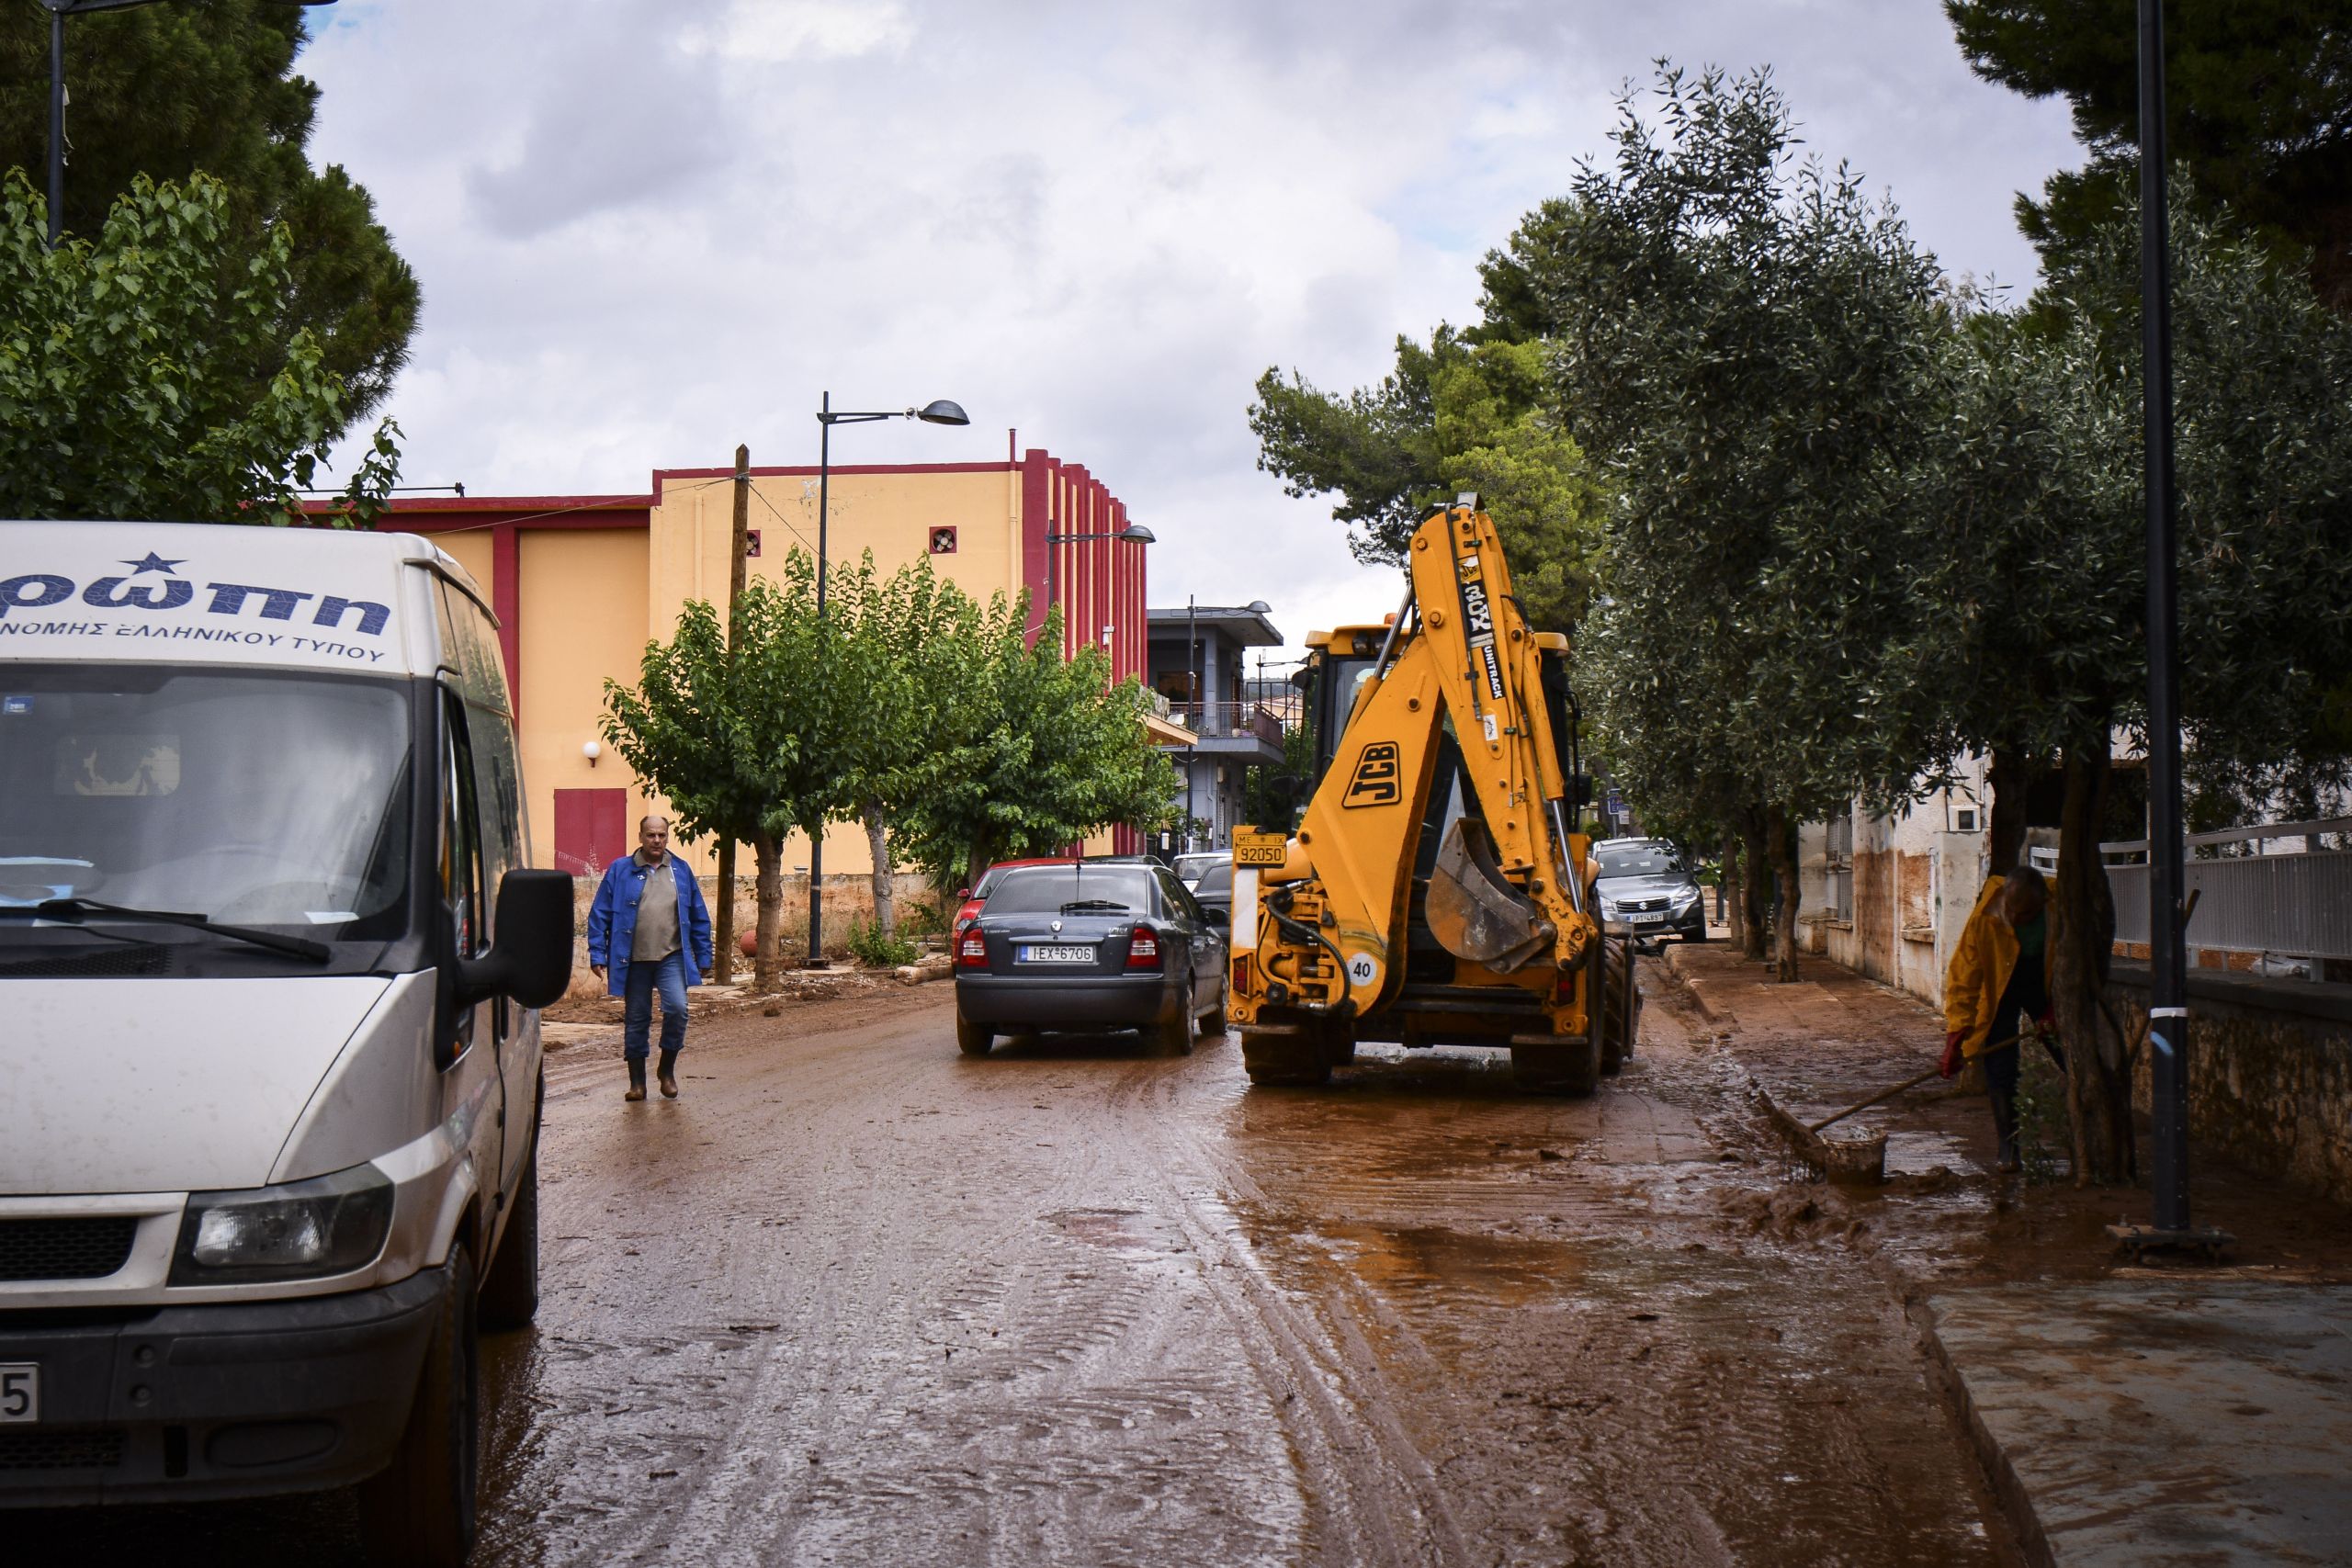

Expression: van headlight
xmin=170 ymin=1163 xmax=394 ymax=1284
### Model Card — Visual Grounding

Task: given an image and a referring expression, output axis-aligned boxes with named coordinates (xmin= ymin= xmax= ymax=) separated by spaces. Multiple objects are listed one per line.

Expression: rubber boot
xmin=624 ymin=1058 xmax=647 ymax=1102
xmin=657 ymin=1049 xmax=680 ymax=1100
xmin=1989 ymin=1088 xmax=2020 ymax=1173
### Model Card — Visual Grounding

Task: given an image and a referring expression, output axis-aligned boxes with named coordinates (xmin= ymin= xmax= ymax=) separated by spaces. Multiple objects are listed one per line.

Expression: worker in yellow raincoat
xmin=1940 ymin=864 xmax=2064 ymax=1172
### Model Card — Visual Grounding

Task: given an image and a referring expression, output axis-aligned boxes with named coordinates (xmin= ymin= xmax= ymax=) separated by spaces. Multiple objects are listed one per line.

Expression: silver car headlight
xmin=1670 ymin=886 xmax=1700 ymax=909
xmin=171 ymin=1162 xmax=394 ymax=1284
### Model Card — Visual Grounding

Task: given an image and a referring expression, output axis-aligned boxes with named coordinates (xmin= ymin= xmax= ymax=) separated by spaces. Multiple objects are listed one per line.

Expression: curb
xmin=1905 ymin=1294 xmax=2056 ymax=1568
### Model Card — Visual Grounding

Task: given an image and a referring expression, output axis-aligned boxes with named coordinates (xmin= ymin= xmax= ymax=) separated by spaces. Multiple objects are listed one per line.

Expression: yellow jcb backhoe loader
xmin=1228 ymin=497 xmax=1637 ymax=1089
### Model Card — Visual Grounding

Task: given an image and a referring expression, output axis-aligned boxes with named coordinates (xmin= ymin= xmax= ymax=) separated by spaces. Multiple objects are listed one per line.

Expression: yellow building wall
xmin=515 ymin=528 xmax=654 ymax=870
xmin=433 ymin=530 xmax=494 ymax=597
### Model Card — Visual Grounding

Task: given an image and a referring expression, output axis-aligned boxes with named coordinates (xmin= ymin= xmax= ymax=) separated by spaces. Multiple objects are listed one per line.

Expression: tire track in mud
xmin=494 ymin=1013 xmax=1312 ymax=1567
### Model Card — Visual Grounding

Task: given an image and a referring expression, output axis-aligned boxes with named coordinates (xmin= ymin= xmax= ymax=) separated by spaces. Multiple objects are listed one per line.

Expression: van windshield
xmin=0 ymin=665 xmax=412 ymax=935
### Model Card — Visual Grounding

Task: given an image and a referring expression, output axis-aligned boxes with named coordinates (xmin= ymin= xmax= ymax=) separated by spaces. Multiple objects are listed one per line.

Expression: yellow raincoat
xmin=1941 ymin=874 xmax=2056 ymax=1060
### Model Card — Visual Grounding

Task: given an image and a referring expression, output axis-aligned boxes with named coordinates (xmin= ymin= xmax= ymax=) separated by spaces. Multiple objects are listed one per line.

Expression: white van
xmin=0 ymin=522 xmax=572 ymax=1565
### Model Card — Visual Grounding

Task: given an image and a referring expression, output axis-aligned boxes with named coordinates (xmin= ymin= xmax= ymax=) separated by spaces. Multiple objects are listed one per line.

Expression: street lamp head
xmin=914 ymin=400 xmax=969 ymax=426
xmin=1118 ymin=523 xmax=1156 ymax=544
xmin=1247 ymin=599 xmax=1272 ymax=615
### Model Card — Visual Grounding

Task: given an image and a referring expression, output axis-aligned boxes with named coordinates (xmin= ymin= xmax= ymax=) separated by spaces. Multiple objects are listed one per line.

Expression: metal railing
xmin=1168 ymin=700 xmax=1285 ymax=745
xmin=2092 ymin=818 xmax=2352 ymax=961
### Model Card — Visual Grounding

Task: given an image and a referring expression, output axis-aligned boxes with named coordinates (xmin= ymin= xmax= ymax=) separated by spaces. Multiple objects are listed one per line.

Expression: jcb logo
xmin=1344 ymin=741 xmax=1402 ymax=808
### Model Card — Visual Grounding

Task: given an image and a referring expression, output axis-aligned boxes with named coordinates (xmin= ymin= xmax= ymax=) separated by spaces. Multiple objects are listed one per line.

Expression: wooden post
xmin=714 ymin=444 xmax=751 ymax=984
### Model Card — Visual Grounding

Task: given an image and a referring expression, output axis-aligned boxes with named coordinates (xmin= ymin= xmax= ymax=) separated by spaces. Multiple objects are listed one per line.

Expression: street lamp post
xmin=806 ymin=392 xmax=967 ymax=967
xmin=1042 ymin=521 xmax=1154 ymax=646
xmin=2130 ymin=0 xmax=2222 ymax=1252
xmin=38 ymin=0 xmax=338 ymax=250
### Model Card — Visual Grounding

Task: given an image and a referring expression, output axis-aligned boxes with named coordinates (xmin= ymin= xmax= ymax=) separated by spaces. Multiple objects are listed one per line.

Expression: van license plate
xmin=1018 ymin=945 xmax=1093 ymax=964
xmin=0 ymin=1364 xmax=37 ymax=1424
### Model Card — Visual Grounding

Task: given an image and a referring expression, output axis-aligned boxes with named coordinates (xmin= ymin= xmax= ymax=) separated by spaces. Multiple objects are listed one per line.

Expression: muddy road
xmin=33 ymin=964 xmax=2013 ymax=1565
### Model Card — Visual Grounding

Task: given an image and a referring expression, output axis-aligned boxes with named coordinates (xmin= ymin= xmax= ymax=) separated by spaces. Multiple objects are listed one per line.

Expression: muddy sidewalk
xmin=1660 ymin=940 xmax=2352 ymax=1565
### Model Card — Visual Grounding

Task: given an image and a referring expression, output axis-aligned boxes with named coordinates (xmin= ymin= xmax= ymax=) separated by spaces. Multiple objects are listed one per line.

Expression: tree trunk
xmin=864 ymin=800 xmax=896 ymax=941
xmin=967 ymin=842 xmax=990 ymax=892
xmin=1987 ymin=747 xmax=2031 ymax=877
xmin=1764 ymin=802 xmax=1802 ymax=982
xmin=1720 ymin=828 xmax=1743 ymax=949
xmin=2052 ymin=742 xmax=2132 ymax=1187
xmin=1738 ymin=809 xmax=1770 ymax=962
xmin=752 ymin=834 xmax=784 ymax=993
xmin=713 ymin=839 xmax=736 ymax=985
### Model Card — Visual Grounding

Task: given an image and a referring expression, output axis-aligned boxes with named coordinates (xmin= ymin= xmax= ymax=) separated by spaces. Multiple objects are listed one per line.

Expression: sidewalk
xmin=1660 ymin=938 xmax=2352 ymax=1568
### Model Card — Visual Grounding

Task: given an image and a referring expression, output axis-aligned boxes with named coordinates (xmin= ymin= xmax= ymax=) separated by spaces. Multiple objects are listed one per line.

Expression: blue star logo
xmin=119 ymin=552 xmax=184 ymax=575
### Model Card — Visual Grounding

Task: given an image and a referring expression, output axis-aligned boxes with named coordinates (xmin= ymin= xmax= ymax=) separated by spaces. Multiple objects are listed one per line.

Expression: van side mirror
xmin=457 ymin=869 xmax=575 ymax=1010
xmin=1570 ymin=773 xmax=1596 ymax=807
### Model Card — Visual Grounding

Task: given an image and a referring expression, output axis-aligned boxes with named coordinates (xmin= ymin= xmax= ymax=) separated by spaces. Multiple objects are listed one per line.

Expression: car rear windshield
xmin=983 ymin=866 xmax=1159 ymax=915
xmin=1193 ymin=863 xmax=1234 ymax=894
xmin=1596 ymin=843 xmax=1684 ymax=877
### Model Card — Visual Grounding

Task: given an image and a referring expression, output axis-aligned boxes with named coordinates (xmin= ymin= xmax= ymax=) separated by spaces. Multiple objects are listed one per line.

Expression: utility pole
xmin=2121 ymin=0 xmax=2223 ymax=1255
xmin=714 ymin=444 xmax=750 ymax=984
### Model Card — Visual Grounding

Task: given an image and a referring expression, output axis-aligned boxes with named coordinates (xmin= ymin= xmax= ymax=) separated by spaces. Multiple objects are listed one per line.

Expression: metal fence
xmin=1170 ymin=700 xmax=1285 ymax=745
xmin=2097 ymin=818 xmax=2352 ymax=961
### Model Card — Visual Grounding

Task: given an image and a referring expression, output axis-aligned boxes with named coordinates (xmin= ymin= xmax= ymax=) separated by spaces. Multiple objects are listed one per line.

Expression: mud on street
xmin=30 ymin=964 xmax=2016 ymax=1566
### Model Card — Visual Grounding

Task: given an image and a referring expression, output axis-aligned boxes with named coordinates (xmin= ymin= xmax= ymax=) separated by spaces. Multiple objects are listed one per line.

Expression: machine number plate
xmin=0 ymin=1364 xmax=38 ymax=1424
xmin=1233 ymin=832 xmax=1287 ymax=868
xmin=1018 ymin=945 xmax=1093 ymax=964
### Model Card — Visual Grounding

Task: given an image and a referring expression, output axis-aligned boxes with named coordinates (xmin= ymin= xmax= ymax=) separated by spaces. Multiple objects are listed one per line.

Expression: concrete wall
xmin=1799 ymin=756 xmax=1994 ymax=1010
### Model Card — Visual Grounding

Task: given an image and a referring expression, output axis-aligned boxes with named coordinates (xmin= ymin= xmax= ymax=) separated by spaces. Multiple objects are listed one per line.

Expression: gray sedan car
xmin=954 ymin=862 xmax=1227 ymax=1056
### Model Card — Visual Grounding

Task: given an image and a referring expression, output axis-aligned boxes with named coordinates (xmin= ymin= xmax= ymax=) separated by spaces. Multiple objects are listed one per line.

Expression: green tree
xmin=1945 ymin=0 xmax=2352 ymax=309
xmin=0 ymin=170 xmax=397 ymax=524
xmin=1239 ymin=717 xmax=1316 ymax=833
xmin=1907 ymin=197 xmax=2352 ymax=1182
xmin=831 ymin=552 xmax=980 ymax=940
xmin=602 ymin=555 xmax=857 ymax=990
xmin=1539 ymin=66 xmax=1953 ymax=979
xmin=897 ymin=598 xmax=1182 ymax=886
xmin=0 ymin=0 xmax=418 ymax=419
xmin=1250 ymin=327 xmax=1609 ymax=631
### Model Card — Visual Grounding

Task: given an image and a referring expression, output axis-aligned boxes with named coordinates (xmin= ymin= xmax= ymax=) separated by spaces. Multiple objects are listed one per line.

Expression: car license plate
xmin=0 ymin=1363 xmax=38 ymax=1424
xmin=1628 ymin=911 xmax=1665 ymax=923
xmin=1018 ymin=944 xmax=1093 ymax=964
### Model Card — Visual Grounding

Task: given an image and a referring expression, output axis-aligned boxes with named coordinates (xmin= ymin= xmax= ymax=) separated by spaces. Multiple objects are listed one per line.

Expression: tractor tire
xmin=1511 ymin=1032 xmax=1601 ymax=1096
xmin=1240 ymin=1024 xmax=1329 ymax=1087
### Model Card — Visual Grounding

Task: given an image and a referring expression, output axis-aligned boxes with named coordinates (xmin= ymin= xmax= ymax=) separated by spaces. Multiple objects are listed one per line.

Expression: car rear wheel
xmin=956 ymin=1011 xmax=994 ymax=1056
xmin=1156 ymin=978 xmax=1194 ymax=1055
xmin=1201 ymin=976 xmax=1228 ymax=1036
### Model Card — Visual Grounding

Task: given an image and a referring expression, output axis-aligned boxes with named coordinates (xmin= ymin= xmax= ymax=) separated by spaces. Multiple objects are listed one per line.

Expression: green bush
xmin=847 ymin=918 xmax=920 ymax=969
xmin=899 ymin=897 xmax=944 ymax=940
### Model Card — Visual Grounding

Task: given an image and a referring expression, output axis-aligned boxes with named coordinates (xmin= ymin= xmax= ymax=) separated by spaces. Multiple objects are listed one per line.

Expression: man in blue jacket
xmin=586 ymin=815 xmax=716 ymax=1101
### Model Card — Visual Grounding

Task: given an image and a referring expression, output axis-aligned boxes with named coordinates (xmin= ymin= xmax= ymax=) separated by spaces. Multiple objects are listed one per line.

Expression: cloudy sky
xmin=302 ymin=0 xmax=2080 ymax=661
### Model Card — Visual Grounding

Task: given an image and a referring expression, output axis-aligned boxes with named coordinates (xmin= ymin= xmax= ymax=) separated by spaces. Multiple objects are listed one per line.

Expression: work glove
xmin=1939 ymin=1031 xmax=1966 ymax=1079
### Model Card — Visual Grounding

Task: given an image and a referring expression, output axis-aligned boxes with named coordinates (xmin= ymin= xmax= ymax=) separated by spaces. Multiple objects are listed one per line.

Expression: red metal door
xmin=554 ymin=788 xmax=627 ymax=876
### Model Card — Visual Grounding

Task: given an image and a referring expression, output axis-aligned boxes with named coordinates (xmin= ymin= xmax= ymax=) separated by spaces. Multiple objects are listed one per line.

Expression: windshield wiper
xmin=0 ymin=897 xmax=332 ymax=963
xmin=1059 ymin=899 xmax=1134 ymax=914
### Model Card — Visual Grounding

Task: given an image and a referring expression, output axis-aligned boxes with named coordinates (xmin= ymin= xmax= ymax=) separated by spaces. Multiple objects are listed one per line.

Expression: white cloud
xmin=300 ymin=0 xmax=2083 ymax=659
xmin=680 ymin=0 xmax=917 ymax=63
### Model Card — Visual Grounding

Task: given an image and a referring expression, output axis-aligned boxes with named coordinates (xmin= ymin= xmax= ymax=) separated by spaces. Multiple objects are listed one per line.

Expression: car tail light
xmin=957 ymin=929 xmax=989 ymax=969
xmin=1126 ymin=925 xmax=1162 ymax=970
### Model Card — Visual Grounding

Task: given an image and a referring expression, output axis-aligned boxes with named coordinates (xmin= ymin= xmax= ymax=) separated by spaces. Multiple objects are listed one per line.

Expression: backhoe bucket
xmin=1427 ymin=818 xmax=1555 ymax=973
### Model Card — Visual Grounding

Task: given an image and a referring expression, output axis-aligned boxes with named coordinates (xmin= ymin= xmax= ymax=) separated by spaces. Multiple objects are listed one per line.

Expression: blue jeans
xmin=624 ymin=951 xmax=689 ymax=1062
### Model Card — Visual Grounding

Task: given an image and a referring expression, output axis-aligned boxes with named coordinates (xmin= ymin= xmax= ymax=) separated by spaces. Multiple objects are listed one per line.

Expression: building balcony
xmin=1164 ymin=700 xmax=1287 ymax=763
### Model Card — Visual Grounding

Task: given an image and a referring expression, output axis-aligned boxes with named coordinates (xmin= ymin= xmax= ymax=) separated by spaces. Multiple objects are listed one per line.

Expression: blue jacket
xmin=585 ymin=853 xmax=715 ymax=998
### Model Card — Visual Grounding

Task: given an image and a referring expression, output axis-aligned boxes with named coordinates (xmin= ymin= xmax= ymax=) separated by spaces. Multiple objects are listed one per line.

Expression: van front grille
xmin=0 ymin=1216 xmax=140 ymax=1281
xmin=0 ymin=1427 xmax=124 ymax=1471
